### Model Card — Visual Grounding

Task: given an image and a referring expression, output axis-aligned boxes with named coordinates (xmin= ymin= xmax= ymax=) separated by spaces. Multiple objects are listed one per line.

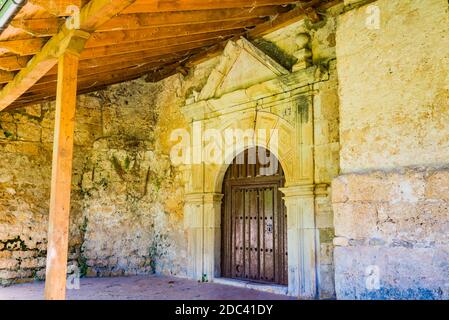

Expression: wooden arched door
xmin=221 ymin=147 xmax=288 ymax=285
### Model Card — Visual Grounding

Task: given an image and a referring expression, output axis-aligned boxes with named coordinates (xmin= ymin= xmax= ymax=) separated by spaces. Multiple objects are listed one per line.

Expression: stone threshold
xmin=213 ymin=278 xmax=289 ymax=296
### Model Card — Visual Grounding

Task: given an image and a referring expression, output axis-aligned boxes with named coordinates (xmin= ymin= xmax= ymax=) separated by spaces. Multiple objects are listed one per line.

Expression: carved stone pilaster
xmin=184 ymin=192 xmax=223 ymax=281
xmin=280 ymin=185 xmax=317 ymax=299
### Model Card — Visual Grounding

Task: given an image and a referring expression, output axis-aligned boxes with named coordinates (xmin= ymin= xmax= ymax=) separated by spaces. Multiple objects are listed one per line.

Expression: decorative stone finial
xmin=292 ymin=33 xmax=312 ymax=72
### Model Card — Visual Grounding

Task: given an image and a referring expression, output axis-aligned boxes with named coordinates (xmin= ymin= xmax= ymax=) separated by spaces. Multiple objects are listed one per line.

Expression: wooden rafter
xmin=0 ymin=55 xmax=31 ymax=71
xmin=9 ymin=6 xmax=289 ymax=38
xmin=248 ymin=3 xmax=321 ymax=38
xmin=2 ymin=15 xmax=266 ymax=57
xmin=122 ymin=0 xmax=300 ymax=14
xmin=0 ymin=0 xmax=338 ymax=110
xmin=10 ymin=17 xmax=64 ymax=37
xmin=28 ymin=0 xmax=87 ymax=17
xmin=85 ymin=18 xmax=265 ymax=48
xmin=184 ymin=1 xmax=322 ymax=68
xmin=0 ymin=70 xmax=15 ymax=84
xmin=99 ymin=6 xmax=289 ymax=31
xmin=22 ymin=45 xmax=219 ymax=93
xmin=0 ymin=0 xmax=137 ymax=111
xmin=0 ymin=38 xmax=47 ymax=56
xmin=80 ymin=29 xmax=240 ymax=59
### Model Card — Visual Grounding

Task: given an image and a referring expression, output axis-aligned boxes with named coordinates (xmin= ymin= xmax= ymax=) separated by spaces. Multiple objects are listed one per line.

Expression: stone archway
xmin=181 ymin=110 xmax=318 ymax=298
xmin=180 ymin=38 xmax=326 ymax=298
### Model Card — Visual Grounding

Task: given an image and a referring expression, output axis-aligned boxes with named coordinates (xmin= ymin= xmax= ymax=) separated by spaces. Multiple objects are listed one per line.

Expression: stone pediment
xmin=197 ymin=37 xmax=289 ymax=101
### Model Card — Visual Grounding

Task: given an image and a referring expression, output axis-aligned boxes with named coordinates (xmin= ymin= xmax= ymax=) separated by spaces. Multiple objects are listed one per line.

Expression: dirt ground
xmin=0 ymin=275 xmax=294 ymax=300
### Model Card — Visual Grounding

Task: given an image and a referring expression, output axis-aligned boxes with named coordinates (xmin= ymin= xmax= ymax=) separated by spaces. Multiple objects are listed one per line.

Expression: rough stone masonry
xmin=0 ymin=0 xmax=448 ymax=300
xmin=333 ymin=0 xmax=449 ymax=299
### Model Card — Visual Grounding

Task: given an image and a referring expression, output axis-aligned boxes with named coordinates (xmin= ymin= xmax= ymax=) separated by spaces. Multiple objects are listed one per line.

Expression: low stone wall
xmin=332 ymin=168 xmax=449 ymax=299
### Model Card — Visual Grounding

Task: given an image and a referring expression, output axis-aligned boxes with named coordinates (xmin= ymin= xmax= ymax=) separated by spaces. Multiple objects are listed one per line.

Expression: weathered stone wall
xmin=337 ymin=0 xmax=449 ymax=172
xmin=334 ymin=0 xmax=449 ymax=299
xmin=0 ymin=20 xmax=340 ymax=297
xmin=0 ymin=62 xmax=216 ymax=285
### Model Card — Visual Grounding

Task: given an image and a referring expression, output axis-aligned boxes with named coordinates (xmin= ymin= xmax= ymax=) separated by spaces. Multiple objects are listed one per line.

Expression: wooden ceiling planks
xmin=0 ymin=0 xmax=336 ymax=110
xmin=121 ymin=0 xmax=301 ymax=14
xmin=0 ymin=0 xmax=137 ymax=111
xmin=98 ymin=6 xmax=290 ymax=31
xmin=85 ymin=18 xmax=266 ymax=48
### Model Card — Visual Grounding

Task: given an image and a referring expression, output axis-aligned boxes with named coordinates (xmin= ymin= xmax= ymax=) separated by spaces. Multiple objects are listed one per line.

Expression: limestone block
xmin=316 ymin=213 xmax=334 ymax=229
xmin=334 ymin=172 xmax=426 ymax=203
xmin=0 ymin=252 xmax=12 ymax=259
xmin=311 ymin=16 xmax=337 ymax=63
xmin=337 ymin=0 xmax=449 ymax=172
xmin=333 ymin=202 xmax=378 ymax=239
xmin=334 ymin=246 xmax=449 ymax=300
xmin=314 ymin=120 xmax=330 ymax=146
xmin=425 ymin=170 xmax=449 ymax=201
xmin=0 ymin=270 xmax=19 ymax=280
xmin=16 ymin=122 xmax=41 ymax=142
xmin=320 ymin=243 xmax=334 ymax=265
xmin=0 ymin=122 xmax=16 ymax=139
xmin=319 ymin=264 xmax=336 ymax=299
xmin=0 ymin=259 xmax=18 ymax=269
xmin=315 ymin=89 xmax=340 ymax=122
xmin=74 ymin=124 xmax=102 ymax=146
xmin=333 ymin=237 xmax=349 ymax=247
xmin=12 ymin=251 xmax=35 ymax=259
xmin=314 ymin=144 xmax=340 ymax=184
xmin=23 ymin=105 xmax=42 ymax=118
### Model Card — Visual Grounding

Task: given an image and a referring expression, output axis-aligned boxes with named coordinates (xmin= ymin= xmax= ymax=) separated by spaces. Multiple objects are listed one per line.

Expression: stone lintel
xmin=280 ymin=184 xmax=314 ymax=198
xmin=181 ymin=65 xmax=327 ymax=122
xmin=185 ymin=192 xmax=223 ymax=204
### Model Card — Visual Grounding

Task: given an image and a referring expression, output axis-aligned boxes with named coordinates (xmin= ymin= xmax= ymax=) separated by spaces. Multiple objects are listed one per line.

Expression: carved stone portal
xmin=180 ymin=37 xmax=327 ymax=298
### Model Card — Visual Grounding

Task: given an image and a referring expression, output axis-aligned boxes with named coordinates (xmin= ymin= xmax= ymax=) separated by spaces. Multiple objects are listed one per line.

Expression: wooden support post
xmin=44 ymin=52 xmax=79 ymax=300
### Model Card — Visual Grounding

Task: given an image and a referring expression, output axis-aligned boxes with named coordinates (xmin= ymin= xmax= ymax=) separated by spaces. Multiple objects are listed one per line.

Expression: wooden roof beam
xmin=99 ymin=5 xmax=290 ymax=31
xmin=23 ymin=57 xmax=182 ymax=95
xmin=9 ymin=68 xmax=150 ymax=108
xmin=0 ymin=38 xmax=48 ymax=56
xmin=123 ymin=0 xmax=303 ymax=14
xmin=80 ymin=29 xmax=241 ymax=59
xmin=28 ymin=0 xmax=87 ymax=17
xmin=0 ymin=0 xmax=137 ymax=111
xmin=42 ymin=39 xmax=227 ymax=78
xmin=7 ymin=5 xmax=289 ymax=39
xmin=85 ymin=18 xmax=265 ymax=48
xmin=183 ymin=0 xmax=323 ymax=67
xmin=28 ymin=55 xmax=194 ymax=90
xmin=0 ymin=70 xmax=15 ymax=84
xmin=10 ymin=17 xmax=63 ymax=37
xmin=37 ymin=55 xmax=178 ymax=84
xmin=10 ymin=58 xmax=187 ymax=107
xmin=248 ymin=1 xmax=322 ymax=38
xmin=2 ymin=16 xmax=264 ymax=54
xmin=80 ymin=39 xmax=224 ymax=68
xmin=0 ymin=55 xmax=31 ymax=71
